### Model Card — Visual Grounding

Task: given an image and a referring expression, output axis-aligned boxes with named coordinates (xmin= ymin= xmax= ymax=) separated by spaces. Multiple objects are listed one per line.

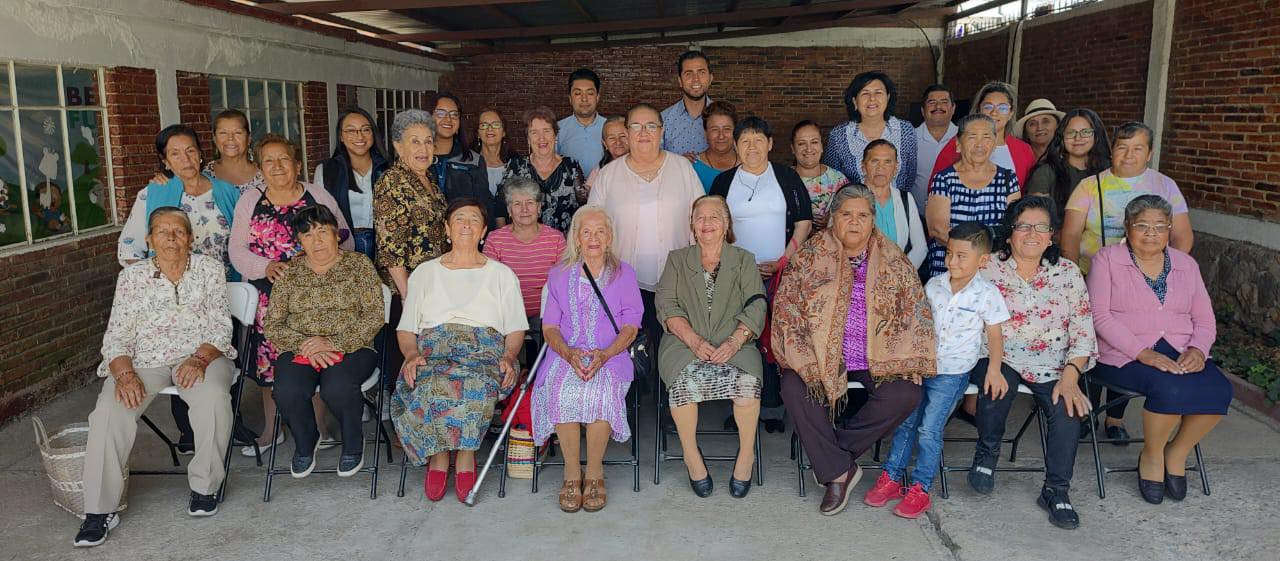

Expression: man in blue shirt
xmin=661 ymin=50 xmax=714 ymax=157
xmin=556 ymin=68 xmax=607 ymax=176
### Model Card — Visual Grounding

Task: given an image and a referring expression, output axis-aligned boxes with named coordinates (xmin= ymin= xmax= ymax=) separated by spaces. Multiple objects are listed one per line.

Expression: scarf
xmin=771 ymin=228 xmax=936 ymax=416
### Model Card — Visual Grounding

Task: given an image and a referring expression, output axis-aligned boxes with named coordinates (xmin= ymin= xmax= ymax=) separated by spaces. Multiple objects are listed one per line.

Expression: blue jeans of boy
xmin=882 ymin=373 xmax=970 ymax=491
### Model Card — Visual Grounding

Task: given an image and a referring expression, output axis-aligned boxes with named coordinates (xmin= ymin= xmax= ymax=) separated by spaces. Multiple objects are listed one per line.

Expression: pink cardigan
xmin=1086 ymin=243 xmax=1216 ymax=367
xmin=229 ymin=182 xmax=354 ymax=280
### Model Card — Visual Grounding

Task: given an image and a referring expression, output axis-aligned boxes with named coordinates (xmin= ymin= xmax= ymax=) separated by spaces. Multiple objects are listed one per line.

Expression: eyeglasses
xmin=477 ymin=122 xmax=503 ymax=130
xmin=1012 ymin=223 xmax=1053 ymax=233
xmin=627 ymin=123 xmax=661 ymax=133
xmin=342 ymin=126 xmax=373 ymax=136
xmin=1131 ymin=222 xmax=1171 ymax=234
xmin=980 ymin=103 xmax=1012 ymax=115
xmin=433 ymin=110 xmax=461 ymax=120
xmin=1064 ymin=128 xmax=1095 ymax=139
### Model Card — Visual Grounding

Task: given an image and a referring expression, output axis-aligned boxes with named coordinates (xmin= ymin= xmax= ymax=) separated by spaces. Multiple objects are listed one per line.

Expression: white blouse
xmin=396 ymin=258 xmax=530 ymax=336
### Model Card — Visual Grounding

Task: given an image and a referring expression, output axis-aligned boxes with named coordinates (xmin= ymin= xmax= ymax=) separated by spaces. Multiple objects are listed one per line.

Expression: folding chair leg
xmin=499 ymin=432 xmax=509 ymax=499
xmin=217 ymin=377 xmax=249 ymax=503
xmin=368 ymin=394 xmax=382 ymax=500
xmin=1009 ymin=407 xmax=1038 ymax=462
xmin=140 ymin=414 xmax=181 ymax=467
xmin=754 ymin=421 xmax=764 ymax=486
xmin=1084 ymin=377 xmax=1107 ymax=499
xmin=263 ymin=409 xmax=282 ymax=502
xmin=1195 ymin=443 xmax=1210 ymax=495
xmin=653 ymin=387 xmax=663 ymax=485
xmin=631 ymin=387 xmax=641 ymax=492
xmin=397 ymin=452 xmax=410 ymax=498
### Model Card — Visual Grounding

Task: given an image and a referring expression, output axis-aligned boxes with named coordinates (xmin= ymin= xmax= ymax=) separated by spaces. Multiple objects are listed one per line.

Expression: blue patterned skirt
xmin=391 ymin=323 xmax=510 ymax=465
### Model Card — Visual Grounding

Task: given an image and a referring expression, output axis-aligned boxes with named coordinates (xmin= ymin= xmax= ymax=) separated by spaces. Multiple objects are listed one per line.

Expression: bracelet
xmin=190 ymin=353 xmax=210 ymax=367
xmin=113 ymin=370 xmax=137 ymax=381
xmin=1063 ymin=363 xmax=1082 ymax=376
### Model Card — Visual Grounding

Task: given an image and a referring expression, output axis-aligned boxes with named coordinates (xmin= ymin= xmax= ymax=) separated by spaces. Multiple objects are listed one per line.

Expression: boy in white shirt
xmin=864 ymin=222 xmax=1010 ymax=518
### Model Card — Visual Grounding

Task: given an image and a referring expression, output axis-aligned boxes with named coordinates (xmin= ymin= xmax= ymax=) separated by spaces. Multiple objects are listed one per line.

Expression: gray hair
xmin=502 ymin=176 xmax=543 ymax=207
xmin=1124 ymin=194 xmax=1173 ymax=225
xmin=827 ymin=183 xmax=877 ymax=219
xmin=147 ymin=206 xmax=193 ymax=236
xmin=957 ymin=113 xmax=997 ymax=137
xmin=561 ymin=205 xmax=621 ymax=275
xmin=390 ymin=109 xmax=436 ymax=143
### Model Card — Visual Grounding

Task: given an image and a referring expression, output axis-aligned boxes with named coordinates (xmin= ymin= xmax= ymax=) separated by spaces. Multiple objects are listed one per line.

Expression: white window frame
xmin=208 ymin=75 xmax=309 ymax=178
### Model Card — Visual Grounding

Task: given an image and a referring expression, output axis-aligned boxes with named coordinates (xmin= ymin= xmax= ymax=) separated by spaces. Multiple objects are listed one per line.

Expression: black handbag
xmin=582 ymin=263 xmax=650 ymax=377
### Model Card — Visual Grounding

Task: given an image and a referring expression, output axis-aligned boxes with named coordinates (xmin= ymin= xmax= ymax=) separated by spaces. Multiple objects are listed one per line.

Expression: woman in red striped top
xmin=484 ymin=176 xmax=568 ymax=319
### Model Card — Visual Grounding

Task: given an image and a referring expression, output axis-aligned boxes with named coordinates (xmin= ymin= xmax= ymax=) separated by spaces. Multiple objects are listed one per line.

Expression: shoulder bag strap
xmin=894 ymin=187 xmax=913 ymax=255
xmin=582 ymin=263 xmax=621 ymax=335
xmin=1094 ymin=172 xmax=1107 ymax=247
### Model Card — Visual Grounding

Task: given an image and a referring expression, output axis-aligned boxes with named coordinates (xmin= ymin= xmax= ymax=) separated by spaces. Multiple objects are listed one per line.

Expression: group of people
xmin=73 ymin=49 xmax=1232 ymax=548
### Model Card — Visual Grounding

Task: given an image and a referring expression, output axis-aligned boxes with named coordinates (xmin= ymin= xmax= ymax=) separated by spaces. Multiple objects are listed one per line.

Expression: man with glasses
xmin=557 ymin=68 xmax=608 ymax=177
xmin=913 ymin=84 xmax=957 ymax=217
xmin=661 ymin=50 xmax=715 ymax=157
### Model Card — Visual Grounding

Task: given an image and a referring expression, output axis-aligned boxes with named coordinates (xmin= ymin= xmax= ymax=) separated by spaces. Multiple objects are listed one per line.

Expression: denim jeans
xmin=882 ymin=373 xmax=970 ymax=491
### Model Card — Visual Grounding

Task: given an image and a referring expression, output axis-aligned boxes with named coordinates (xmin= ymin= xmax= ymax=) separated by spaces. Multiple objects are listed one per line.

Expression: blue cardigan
xmin=143 ymin=175 xmax=241 ymax=280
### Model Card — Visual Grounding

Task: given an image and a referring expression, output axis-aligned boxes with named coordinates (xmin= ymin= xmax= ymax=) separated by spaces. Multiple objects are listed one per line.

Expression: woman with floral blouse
xmin=229 ymin=134 xmax=352 ymax=457
xmin=495 ymin=105 xmax=588 ymax=234
xmin=968 ymin=196 xmax=1097 ymax=531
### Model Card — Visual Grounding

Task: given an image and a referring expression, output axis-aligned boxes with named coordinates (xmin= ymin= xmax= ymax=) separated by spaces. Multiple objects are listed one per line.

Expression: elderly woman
xmin=77 ymin=208 xmax=236 ymax=547
xmin=774 ymin=184 xmax=935 ymax=516
xmin=584 ymin=116 xmax=629 ymax=192
xmin=475 ymin=108 xmax=514 ymax=197
xmin=148 ymin=110 xmax=264 ymax=194
xmin=497 ymin=106 xmax=588 ymax=233
xmin=791 ymin=119 xmax=849 ymax=230
xmin=691 ymin=101 xmax=739 ymax=192
xmin=120 ymin=124 xmax=240 ymax=271
xmin=1014 ymin=99 xmax=1064 ymax=162
xmin=532 ymin=206 xmax=642 ymax=512
xmin=969 ymin=196 xmax=1096 ymax=530
xmin=926 ymin=114 xmax=1022 ymax=278
xmin=655 ymin=196 xmax=767 ymax=499
xmin=931 ymin=82 xmax=1036 ymax=189
xmin=482 ymin=177 xmax=568 ymax=319
xmin=822 ymin=71 xmax=917 ymax=192
xmin=314 ymin=107 xmax=391 ymax=260
xmin=393 ymin=198 xmax=527 ymax=502
xmin=230 ymin=134 xmax=352 ymax=457
xmin=862 ymin=139 xmax=927 ymax=269
xmin=1087 ymin=195 xmax=1231 ymax=504
xmin=1026 ymin=108 xmax=1110 ymax=219
xmin=263 ymin=205 xmax=385 ymax=478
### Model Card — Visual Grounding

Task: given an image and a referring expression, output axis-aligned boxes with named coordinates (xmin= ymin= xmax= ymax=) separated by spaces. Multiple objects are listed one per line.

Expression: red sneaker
xmin=863 ymin=471 xmax=903 ymax=507
xmin=893 ymin=483 xmax=932 ymax=519
xmin=424 ymin=468 xmax=448 ymax=501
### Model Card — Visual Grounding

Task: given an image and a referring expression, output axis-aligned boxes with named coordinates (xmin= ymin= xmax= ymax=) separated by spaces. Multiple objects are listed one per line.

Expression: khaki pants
xmin=82 ymin=357 xmax=234 ymax=514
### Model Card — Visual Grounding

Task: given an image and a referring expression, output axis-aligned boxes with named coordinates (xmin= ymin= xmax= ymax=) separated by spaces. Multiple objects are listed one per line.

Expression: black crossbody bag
xmin=582 ymin=263 xmax=649 ymax=377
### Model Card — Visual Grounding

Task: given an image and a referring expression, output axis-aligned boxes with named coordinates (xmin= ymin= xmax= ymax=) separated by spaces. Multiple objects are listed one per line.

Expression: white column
xmin=155 ymin=65 xmax=180 ymax=127
xmin=1145 ymin=0 xmax=1176 ymax=169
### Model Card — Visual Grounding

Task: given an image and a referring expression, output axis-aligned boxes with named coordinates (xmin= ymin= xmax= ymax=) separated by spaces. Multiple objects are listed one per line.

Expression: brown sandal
xmin=582 ymin=478 xmax=607 ymax=512
xmin=558 ymin=479 xmax=582 ymax=513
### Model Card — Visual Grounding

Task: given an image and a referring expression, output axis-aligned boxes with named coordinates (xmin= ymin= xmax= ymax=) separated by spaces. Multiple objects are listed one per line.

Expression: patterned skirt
xmin=668 ymin=360 xmax=761 ymax=408
xmin=391 ymin=323 xmax=510 ymax=466
xmin=252 ymin=291 xmax=280 ymax=385
xmin=530 ymin=353 xmax=632 ymax=446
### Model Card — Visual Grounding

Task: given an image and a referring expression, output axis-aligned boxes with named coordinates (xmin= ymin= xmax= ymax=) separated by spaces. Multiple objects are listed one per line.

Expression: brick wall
xmin=177 ymin=70 xmax=214 ymax=161
xmin=1162 ymin=0 xmax=1280 ymax=221
xmin=302 ymin=81 xmax=329 ymax=179
xmin=336 ymin=83 xmax=355 ymax=112
xmin=439 ymin=43 xmax=935 ymax=155
xmin=1018 ymin=1 xmax=1152 ymax=127
xmin=105 ymin=67 xmax=163 ymax=222
xmin=943 ymin=32 xmax=1009 ymax=102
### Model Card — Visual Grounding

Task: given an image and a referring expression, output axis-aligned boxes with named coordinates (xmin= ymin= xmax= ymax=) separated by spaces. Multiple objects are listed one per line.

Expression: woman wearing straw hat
xmin=1014 ymin=99 xmax=1065 ymax=162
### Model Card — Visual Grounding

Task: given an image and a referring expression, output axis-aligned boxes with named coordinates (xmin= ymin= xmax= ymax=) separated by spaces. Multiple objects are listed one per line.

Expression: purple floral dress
xmin=248 ymin=191 xmax=317 ymax=384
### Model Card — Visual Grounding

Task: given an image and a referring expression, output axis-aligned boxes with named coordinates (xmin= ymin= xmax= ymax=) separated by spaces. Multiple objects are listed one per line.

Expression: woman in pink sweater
xmin=1086 ymin=194 xmax=1230 ymax=505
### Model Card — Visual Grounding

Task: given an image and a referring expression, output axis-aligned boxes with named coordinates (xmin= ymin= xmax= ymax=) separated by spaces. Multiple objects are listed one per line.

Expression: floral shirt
xmin=980 ymin=256 xmax=1097 ymax=384
xmin=98 ymin=254 xmax=235 ymax=377
xmin=498 ymin=155 xmax=587 ymax=234
xmin=800 ymin=165 xmax=850 ymax=230
xmin=246 ymin=190 xmax=313 ymax=266
xmin=263 ymin=251 xmax=385 ymax=354
xmin=203 ymin=160 xmax=266 ymax=194
xmin=374 ymin=161 xmax=448 ymax=294
xmin=118 ymin=187 xmax=231 ymax=273
xmin=821 ymin=116 xmax=918 ymax=193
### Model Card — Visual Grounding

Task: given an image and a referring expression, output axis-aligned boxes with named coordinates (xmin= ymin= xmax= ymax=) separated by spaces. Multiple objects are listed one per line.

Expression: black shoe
xmin=1105 ymin=425 xmax=1131 ymax=446
xmin=729 ymin=476 xmax=752 ymax=498
xmin=763 ymin=419 xmax=785 ymax=434
xmin=188 ymin=491 xmax=218 ymax=517
xmin=1079 ymin=419 xmax=1095 ymax=440
xmin=73 ymin=513 xmax=118 ymax=547
xmin=1164 ymin=471 xmax=1187 ymax=501
xmin=1139 ymin=478 xmax=1165 ymax=504
xmin=337 ymin=452 xmax=364 ymax=477
xmin=688 ymin=449 xmax=713 ymax=498
xmin=967 ymin=455 xmax=995 ymax=495
xmin=722 ymin=415 xmax=738 ymax=431
xmin=176 ymin=433 xmax=195 ymax=456
xmin=1037 ymin=487 xmax=1080 ymax=530
xmin=291 ymin=441 xmax=320 ymax=479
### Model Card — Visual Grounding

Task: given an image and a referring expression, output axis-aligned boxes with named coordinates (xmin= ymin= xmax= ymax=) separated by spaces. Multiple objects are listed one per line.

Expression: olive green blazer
xmin=655 ymin=243 xmax=768 ymax=385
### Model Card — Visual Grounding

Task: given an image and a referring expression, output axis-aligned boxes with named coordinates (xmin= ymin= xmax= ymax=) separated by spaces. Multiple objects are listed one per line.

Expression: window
xmin=366 ymin=87 xmax=423 ymax=151
xmin=207 ymin=76 xmax=308 ymax=176
xmin=0 ymin=61 xmax=115 ymax=249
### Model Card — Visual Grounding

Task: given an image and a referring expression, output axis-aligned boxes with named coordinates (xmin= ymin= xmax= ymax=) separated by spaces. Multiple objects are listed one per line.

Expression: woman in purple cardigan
xmin=1086 ymin=194 xmax=1231 ymax=505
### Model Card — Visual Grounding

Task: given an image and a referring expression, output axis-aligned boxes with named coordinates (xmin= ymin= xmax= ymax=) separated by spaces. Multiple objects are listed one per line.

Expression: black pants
xmin=970 ymin=359 xmax=1081 ymax=492
xmin=272 ymin=349 xmax=377 ymax=456
xmin=639 ymin=290 xmax=663 ymax=395
xmin=380 ymin=295 xmax=404 ymax=393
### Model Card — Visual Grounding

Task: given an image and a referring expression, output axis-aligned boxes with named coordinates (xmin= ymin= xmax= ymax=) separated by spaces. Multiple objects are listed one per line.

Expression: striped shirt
xmin=483 ymin=224 xmax=567 ymax=316
xmin=927 ymin=165 xmax=1020 ymax=277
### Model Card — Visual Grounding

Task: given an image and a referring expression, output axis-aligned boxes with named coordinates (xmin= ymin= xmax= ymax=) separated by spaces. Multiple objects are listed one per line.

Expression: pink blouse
xmin=1086 ymin=244 xmax=1216 ymax=367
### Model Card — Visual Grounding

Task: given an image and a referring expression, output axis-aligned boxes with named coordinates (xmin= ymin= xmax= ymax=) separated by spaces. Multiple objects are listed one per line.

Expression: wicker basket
xmin=33 ymin=417 xmax=128 ymax=519
xmin=505 ymin=428 xmax=534 ymax=479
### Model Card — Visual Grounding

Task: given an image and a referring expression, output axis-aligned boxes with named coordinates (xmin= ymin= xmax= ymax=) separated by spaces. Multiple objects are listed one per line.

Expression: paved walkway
xmin=2 ymin=382 xmax=1278 ymax=561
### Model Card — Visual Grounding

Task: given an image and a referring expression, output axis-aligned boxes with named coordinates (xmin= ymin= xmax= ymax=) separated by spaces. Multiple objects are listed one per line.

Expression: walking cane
xmin=466 ymin=343 xmax=548 ymax=506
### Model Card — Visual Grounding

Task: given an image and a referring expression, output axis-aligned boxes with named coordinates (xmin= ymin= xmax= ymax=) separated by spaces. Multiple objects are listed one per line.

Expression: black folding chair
xmin=653 ymin=379 xmax=763 ymax=486
xmin=937 ymin=383 xmax=1049 ymax=499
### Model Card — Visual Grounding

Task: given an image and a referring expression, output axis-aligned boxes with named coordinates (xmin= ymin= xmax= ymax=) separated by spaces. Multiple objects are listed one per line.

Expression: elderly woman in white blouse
xmin=76 ymin=207 xmax=236 ymax=548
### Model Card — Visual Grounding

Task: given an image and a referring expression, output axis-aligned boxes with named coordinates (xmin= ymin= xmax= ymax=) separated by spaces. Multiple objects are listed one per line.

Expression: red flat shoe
xmin=424 ymin=468 xmax=448 ymax=501
xmin=455 ymin=457 xmax=477 ymax=503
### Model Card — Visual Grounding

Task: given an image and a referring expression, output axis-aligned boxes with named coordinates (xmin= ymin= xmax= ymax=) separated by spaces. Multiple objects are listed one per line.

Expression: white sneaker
xmin=239 ymin=431 xmax=284 ymax=457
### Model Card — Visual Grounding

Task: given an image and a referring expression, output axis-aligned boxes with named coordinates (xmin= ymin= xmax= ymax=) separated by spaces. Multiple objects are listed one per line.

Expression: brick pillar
xmin=104 ymin=66 xmax=162 ymax=223
xmin=302 ymin=81 xmax=329 ymax=180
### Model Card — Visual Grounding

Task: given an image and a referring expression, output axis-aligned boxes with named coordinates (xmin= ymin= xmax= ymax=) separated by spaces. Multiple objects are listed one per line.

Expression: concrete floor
xmin=2 ymin=382 xmax=1279 ymax=561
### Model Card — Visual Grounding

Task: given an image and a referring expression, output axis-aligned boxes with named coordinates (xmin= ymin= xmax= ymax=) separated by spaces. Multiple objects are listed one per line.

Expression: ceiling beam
xmin=262 ymin=0 xmax=541 ymax=15
xmin=383 ymin=0 xmax=907 ymax=42
xmin=567 ymin=0 xmax=596 ymax=21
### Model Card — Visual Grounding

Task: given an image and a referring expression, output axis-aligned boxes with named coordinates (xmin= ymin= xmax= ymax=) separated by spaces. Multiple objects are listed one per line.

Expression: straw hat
xmin=1013 ymin=99 xmax=1065 ymax=138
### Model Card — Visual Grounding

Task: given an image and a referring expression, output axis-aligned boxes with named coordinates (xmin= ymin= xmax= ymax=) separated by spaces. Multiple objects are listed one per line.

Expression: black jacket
xmin=709 ymin=163 xmax=814 ymax=245
xmin=431 ymin=146 xmax=499 ymax=230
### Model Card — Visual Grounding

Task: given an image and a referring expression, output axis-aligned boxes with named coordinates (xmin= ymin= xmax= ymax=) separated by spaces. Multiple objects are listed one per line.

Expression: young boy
xmin=864 ymin=222 xmax=1010 ymax=518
